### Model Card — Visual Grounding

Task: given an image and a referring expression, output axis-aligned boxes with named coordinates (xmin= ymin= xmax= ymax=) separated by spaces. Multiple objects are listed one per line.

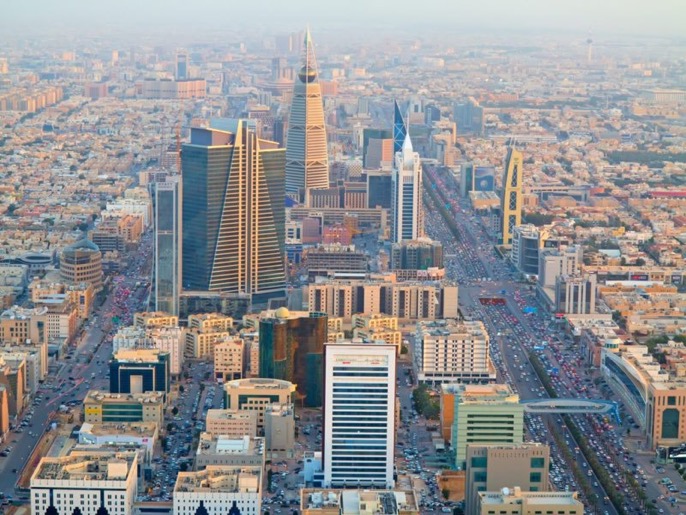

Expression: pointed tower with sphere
xmin=285 ymin=28 xmax=329 ymax=201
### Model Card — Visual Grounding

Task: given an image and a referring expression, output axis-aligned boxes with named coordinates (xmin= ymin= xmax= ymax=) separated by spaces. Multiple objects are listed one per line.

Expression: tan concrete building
xmin=214 ymin=338 xmax=245 ymax=381
xmin=133 ymin=311 xmax=179 ymax=329
xmin=0 ymin=355 xmax=25 ymax=416
xmin=476 ymin=488 xmax=583 ymax=515
xmin=59 ymin=238 xmax=103 ymax=291
xmin=417 ymin=320 xmax=495 ymax=384
xmin=465 ymin=444 xmax=550 ymax=515
xmin=185 ymin=328 xmax=231 ymax=358
xmin=264 ymin=403 xmax=295 ymax=457
xmin=189 ymin=313 xmax=234 ymax=332
xmin=301 ymin=489 xmax=419 ymax=515
xmin=0 ymin=384 xmax=9 ymax=439
xmin=205 ymin=409 xmax=258 ymax=438
xmin=195 ymin=434 xmax=265 ymax=470
xmin=223 ymin=378 xmax=295 ymax=428
xmin=0 ymin=306 xmax=48 ymax=345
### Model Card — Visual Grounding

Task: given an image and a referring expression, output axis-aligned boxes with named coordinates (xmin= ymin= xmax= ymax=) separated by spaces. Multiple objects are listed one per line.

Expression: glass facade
xmin=259 ymin=313 xmax=327 ymax=407
xmin=154 ymin=179 xmax=181 ymax=315
xmin=182 ymin=124 xmax=286 ymax=302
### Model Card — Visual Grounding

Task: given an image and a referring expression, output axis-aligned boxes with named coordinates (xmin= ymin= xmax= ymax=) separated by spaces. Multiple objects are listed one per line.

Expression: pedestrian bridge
xmin=521 ymin=398 xmax=617 ymax=416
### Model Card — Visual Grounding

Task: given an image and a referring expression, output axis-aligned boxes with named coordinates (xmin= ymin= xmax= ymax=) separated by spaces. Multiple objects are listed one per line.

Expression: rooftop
xmin=301 ymin=489 xmax=419 ymax=514
xmin=479 ymin=488 xmax=582 ymax=507
xmin=32 ymin=451 xmax=137 ymax=483
xmin=84 ymin=390 xmax=165 ymax=404
xmin=196 ymin=434 xmax=264 ymax=456
xmin=174 ymin=466 xmax=262 ymax=494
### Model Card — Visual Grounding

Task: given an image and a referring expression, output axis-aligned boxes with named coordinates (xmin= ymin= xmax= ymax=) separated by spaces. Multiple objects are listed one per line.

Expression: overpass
xmin=521 ymin=398 xmax=620 ymax=423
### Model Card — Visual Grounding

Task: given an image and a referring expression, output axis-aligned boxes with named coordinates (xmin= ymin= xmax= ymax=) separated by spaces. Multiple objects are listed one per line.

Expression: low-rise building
xmin=264 ymin=403 xmax=295 ymax=457
xmin=83 ymin=390 xmax=165 ymax=429
xmin=476 ymin=488 xmax=583 ymax=515
xmin=214 ymin=338 xmax=245 ymax=381
xmin=300 ymin=489 xmax=419 ymax=514
xmin=223 ymin=378 xmax=295 ymax=429
xmin=77 ymin=422 xmax=158 ymax=463
xmin=195 ymin=434 xmax=265 ymax=470
xmin=205 ymin=409 xmax=258 ymax=438
xmin=30 ymin=451 xmax=138 ymax=515
xmin=173 ymin=466 xmax=262 ymax=515
xmin=465 ymin=444 xmax=550 ymax=515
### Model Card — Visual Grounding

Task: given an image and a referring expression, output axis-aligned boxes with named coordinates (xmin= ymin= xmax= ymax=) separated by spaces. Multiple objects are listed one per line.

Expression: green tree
xmin=441 ymin=488 xmax=450 ymax=500
xmin=171 ymin=406 xmax=179 ymax=416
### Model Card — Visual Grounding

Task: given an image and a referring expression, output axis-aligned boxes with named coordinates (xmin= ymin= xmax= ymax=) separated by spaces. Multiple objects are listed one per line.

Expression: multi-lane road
xmin=0 ymin=235 xmax=153 ymax=498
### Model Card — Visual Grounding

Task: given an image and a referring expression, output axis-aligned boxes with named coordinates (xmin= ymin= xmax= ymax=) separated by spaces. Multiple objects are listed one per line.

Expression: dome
xmin=275 ymin=307 xmax=290 ymax=319
xmin=298 ymin=66 xmax=317 ymax=83
xmin=64 ymin=237 xmax=100 ymax=253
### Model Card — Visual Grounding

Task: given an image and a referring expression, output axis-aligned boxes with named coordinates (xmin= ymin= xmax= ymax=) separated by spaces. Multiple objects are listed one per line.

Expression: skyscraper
xmin=393 ymin=100 xmax=407 ymax=154
xmin=323 ymin=341 xmax=396 ymax=488
xmin=176 ymin=50 xmax=189 ymax=80
xmin=391 ymin=134 xmax=423 ymax=243
xmin=182 ymin=121 xmax=286 ymax=304
xmin=285 ymin=29 xmax=329 ymax=200
xmin=153 ymin=176 xmax=182 ymax=316
xmin=500 ymin=146 xmax=523 ymax=246
xmin=258 ymin=308 xmax=328 ymax=407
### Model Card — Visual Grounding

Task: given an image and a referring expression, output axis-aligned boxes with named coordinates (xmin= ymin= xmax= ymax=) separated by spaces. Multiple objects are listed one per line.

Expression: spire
xmin=402 ymin=132 xmax=413 ymax=154
xmin=393 ymin=100 xmax=407 ymax=154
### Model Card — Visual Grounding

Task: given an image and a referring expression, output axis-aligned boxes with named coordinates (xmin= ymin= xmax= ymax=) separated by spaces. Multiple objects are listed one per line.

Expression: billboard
xmin=473 ymin=166 xmax=495 ymax=192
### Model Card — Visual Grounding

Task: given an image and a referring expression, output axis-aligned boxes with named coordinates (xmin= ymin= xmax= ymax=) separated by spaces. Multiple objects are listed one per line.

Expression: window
xmin=668 ymin=396 xmax=677 ymax=406
xmin=530 ymin=472 xmax=542 ymax=483
xmin=471 ymin=456 xmax=487 ymax=468
xmin=531 ymin=457 xmax=545 ymax=468
xmin=474 ymin=471 xmax=487 ymax=482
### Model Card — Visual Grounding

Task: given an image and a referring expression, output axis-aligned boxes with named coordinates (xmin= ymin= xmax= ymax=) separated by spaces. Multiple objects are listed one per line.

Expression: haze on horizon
xmin=0 ymin=0 xmax=684 ymax=43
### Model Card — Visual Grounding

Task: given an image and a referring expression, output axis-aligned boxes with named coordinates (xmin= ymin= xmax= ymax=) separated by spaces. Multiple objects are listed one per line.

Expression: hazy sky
xmin=1 ymin=0 xmax=684 ymax=41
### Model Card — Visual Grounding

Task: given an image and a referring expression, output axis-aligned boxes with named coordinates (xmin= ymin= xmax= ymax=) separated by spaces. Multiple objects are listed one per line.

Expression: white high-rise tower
xmin=323 ymin=341 xmax=396 ymax=488
xmin=391 ymin=133 xmax=423 ymax=243
xmin=285 ymin=28 xmax=329 ymax=201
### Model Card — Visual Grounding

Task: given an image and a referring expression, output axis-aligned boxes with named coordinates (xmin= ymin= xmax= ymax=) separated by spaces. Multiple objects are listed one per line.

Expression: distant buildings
xmin=323 ymin=341 xmax=396 ymax=488
xmin=139 ymin=79 xmax=206 ymax=99
xmin=182 ymin=122 xmax=286 ymax=304
xmin=285 ymin=29 xmax=329 ymax=199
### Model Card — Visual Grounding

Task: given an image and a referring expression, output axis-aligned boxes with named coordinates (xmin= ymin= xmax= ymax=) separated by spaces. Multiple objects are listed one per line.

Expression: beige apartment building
xmin=133 ymin=311 xmax=179 ymax=328
xmin=465 ymin=444 xmax=550 ymax=515
xmin=214 ymin=338 xmax=245 ymax=381
xmin=205 ymin=409 xmax=258 ymax=438
xmin=224 ymin=378 xmax=295 ymax=428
